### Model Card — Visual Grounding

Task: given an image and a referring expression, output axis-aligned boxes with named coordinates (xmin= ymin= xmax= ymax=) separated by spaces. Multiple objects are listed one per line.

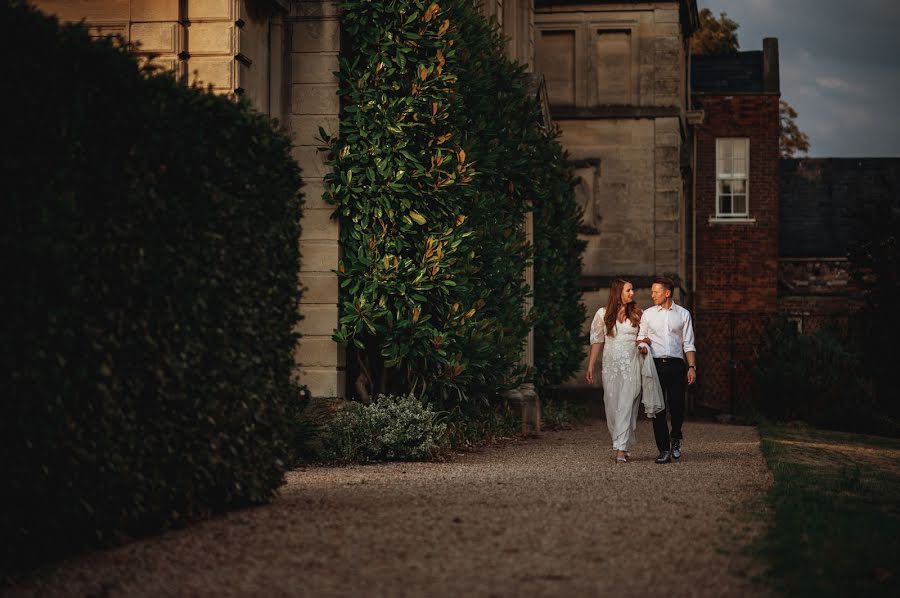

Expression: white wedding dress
xmin=590 ymin=308 xmax=665 ymax=452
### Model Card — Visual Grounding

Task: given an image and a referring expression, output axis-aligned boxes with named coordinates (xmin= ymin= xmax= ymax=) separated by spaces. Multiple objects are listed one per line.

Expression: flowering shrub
xmin=319 ymin=394 xmax=448 ymax=463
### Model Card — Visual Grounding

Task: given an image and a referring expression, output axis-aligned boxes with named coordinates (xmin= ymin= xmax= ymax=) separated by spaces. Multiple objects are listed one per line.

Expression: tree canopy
xmin=690 ymin=8 xmax=739 ymax=55
xmin=780 ymin=99 xmax=811 ymax=157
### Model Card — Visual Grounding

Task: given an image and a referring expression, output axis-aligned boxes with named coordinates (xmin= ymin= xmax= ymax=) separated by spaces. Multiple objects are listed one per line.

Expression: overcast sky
xmin=697 ymin=0 xmax=900 ymax=157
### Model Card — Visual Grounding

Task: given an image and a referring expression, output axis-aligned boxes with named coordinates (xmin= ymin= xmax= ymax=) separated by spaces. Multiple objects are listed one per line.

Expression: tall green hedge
xmin=325 ymin=0 xmax=583 ymax=405
xmin=1 ymin=1 xmax=303 ymax=571
xmin=532 ymin=142 xmax=587 ymax=391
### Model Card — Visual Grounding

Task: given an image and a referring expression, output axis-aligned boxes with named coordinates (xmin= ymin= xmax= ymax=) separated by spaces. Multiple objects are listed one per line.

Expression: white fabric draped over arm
xmin=638 ymin=342 xmax=665 ymax=418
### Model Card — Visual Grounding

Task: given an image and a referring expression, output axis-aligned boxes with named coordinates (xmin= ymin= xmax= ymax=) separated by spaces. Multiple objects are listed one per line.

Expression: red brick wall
xmin=691 ymin=94 xmax=780 ymax=411
xmin=693 ymin=94 xmax=780 ymax=312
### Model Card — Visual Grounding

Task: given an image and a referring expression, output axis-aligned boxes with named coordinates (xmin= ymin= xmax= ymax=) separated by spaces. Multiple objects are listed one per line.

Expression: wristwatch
xmin=688 ymin=365 xmax=696 ymax=371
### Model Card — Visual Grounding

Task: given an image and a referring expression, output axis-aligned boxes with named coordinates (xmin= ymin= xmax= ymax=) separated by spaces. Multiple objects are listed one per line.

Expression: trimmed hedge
xmin=1 ymin=1 xmax=303 ymax=571
xmin=325 ymin=0 xmax=584 ymax=405
xmin=532 ymin=139 xmax=587 ymax=391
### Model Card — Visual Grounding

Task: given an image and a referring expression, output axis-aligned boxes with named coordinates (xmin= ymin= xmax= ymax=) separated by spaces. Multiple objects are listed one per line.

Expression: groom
xmin=638 ymin=276 xmax=696 ymax=464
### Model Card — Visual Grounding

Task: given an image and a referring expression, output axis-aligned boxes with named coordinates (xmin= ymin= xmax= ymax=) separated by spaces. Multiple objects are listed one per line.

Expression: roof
xmin=779 ymin=158 xmax=900 ymax=258
xmin=692 ymin=39 xmax=780 ymax=94
xmin=691 ymin=51 xmax=764 ymax=93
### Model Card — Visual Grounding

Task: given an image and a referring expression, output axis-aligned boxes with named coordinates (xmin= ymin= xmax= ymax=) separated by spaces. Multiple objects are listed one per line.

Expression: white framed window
xmin=715 ymin=138 xmax=750 ymax=218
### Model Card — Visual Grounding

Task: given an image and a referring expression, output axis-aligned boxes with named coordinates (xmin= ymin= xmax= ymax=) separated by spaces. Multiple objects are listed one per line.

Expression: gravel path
xmin=6 ymin=419 xmax=773 ymax=597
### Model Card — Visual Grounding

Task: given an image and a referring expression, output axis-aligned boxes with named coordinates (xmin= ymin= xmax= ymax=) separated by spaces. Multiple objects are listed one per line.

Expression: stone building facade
xmin=534 ymin=1 xmax=697 ymax=306
xmin=32 ymin=0 xmax=542 ymax=402
xmin=534 ymin=1 xmax=699 ymax=390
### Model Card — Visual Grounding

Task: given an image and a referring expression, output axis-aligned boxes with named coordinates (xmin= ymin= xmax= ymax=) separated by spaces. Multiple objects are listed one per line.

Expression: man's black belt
xmin=654 ymin=357 xmax=683 ymax=364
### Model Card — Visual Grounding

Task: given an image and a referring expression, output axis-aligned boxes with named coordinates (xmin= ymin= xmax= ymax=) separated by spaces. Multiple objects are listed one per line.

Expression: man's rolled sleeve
xmin=682 ymin=310 xmax=696 ymax=353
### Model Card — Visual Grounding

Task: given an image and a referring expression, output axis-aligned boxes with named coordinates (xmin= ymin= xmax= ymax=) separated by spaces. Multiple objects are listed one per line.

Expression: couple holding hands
xmin=586 ymin=276 xmax=697 ymax=464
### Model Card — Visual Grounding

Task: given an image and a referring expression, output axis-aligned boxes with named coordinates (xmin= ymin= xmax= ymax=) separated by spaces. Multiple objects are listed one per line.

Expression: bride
xmin=585 ymin=278 xmax=664 ymax=463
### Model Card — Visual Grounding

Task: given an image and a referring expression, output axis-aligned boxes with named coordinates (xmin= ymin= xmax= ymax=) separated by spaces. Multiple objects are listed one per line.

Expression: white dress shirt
xmin=638 ymin=303 xmax=696 ymax=359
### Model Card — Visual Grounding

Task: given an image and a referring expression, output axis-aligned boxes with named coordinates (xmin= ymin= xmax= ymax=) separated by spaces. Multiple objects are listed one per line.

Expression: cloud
xmin=698 ymin=0 xmax=900 ymax=156
xmin=814 ymin=76 xmax=868 ymax=96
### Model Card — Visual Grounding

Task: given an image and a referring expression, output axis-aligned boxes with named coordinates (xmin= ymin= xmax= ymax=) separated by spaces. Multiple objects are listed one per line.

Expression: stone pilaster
xmin=654 ymin=116 xmax=682 ymax=277
xmin=289 ymin=1 xmax=345 ymax=398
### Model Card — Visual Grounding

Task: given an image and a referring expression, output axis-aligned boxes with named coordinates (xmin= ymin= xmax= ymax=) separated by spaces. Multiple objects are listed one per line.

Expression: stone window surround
xmin=534 ymin=17 xmax=640 ymax=108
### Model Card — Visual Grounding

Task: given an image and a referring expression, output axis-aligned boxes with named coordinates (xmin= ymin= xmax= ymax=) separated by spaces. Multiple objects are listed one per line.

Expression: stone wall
xmin=535 ymin=2 xmax=691 ymax=387
xmin=534 ymin=3 xmax=689 ymax=285
xmin=31 ymin=1 xmax=287 ymax=111
xmin=287 ymin=1 xmax=343 ymax=398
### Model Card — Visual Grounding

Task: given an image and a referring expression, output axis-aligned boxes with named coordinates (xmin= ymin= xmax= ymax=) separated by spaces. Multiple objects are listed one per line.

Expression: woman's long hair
xmin=604 ymin=278 xmax=642 ymax=336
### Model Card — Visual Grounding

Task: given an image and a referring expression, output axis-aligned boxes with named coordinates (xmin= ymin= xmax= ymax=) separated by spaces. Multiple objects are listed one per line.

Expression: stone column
xmin=288 ymin=1 xmax=345 ymax=398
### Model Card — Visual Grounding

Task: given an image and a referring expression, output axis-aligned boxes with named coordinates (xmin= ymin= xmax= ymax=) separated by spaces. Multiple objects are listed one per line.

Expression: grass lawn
xmin=757 ymin=421 xmax=900 ymax=597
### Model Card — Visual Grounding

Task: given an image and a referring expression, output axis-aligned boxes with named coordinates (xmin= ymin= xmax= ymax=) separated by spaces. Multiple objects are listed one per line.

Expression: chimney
xmin=763 ymin=37 xmax=780 ymax=94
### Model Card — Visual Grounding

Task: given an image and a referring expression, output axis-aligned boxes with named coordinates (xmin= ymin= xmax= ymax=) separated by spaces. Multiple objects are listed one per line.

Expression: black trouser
xmin=653 ymin=358 xmax=686 ymax=453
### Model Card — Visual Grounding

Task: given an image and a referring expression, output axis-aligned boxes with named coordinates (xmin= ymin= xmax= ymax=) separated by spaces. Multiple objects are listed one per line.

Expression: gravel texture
xmin=5 ymin=419 xmax=773 ymax=597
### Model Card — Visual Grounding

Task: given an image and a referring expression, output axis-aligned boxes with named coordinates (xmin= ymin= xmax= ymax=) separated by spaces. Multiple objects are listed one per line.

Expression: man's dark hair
xmin=652 ymin=276 xmax=675 ymax=294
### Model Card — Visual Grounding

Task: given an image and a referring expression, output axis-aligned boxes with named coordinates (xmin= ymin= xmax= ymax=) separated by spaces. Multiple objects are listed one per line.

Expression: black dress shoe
xmin=672 ymin=439 xmax=682 ymax=460
xmin=655 ymin=451 xmax=671 ymax=464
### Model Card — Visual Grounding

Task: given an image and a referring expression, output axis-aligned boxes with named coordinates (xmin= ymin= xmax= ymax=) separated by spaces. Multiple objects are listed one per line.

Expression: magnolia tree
xmin=323 ymin=1 xmax=584 ymax=405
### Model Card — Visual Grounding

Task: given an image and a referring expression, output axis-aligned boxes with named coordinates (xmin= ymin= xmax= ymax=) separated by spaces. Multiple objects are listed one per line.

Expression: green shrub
xmin=755 ymin=317 xmax=892 ymax=434
xmin=533 ymin=143 xmax=587 ymax=391
xmin=1 ymin=1 xmax=302 ymax=571
xmin=325 ymin=0 xmax=583 ymax=407
xmin=319 ymin=394 xmax=448 ymax=463
xmin=442 ymin=400 xmax=522 ymax=448
xmin=540 ymin=398 xmax=588 ymax=430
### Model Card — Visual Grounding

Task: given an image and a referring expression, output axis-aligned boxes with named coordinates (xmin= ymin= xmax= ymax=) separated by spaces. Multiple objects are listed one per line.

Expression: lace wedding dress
xmin=590 ymin=308 xmax=665 ymax=452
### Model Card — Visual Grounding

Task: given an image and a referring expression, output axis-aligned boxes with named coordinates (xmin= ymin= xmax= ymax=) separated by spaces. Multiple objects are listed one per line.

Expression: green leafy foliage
xmin=755 ymin=317 xmax=894 ymax=435
xmin=318 ymin=394 xmax=448 ymax=463
xmin=848 ymin=190 xmax=900 ymax=425
xmin=780 ymin=99 xmax=810 ymax=158
xmin=325 ymin=0 xmax=583 ymax=406
xmin=441 ymin=401 xmax=522 ymax=448
xmin=0 ymin=1 xmax=302 ymax=572
xmin=540 ymin=398 xmax=589 ymax=430
xmin=690 ymin=8 xmax=740 ymax=55
xmin=533 ymin=143 xmax=587 ymax=390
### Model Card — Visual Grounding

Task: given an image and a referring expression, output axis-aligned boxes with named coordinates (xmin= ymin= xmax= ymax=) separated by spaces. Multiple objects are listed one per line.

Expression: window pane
xmin=720 ymin=180 xmax=732 ymax=194
xmin=733 ymin=157 xmax=746 ymax=176
xmin=733 ymin=140 xmax=746 ymax=161
xmin=731 ymin=179 xmax=745 ymax=194
xmin=722 ymin=140 xmax=733 ymax=161
xmin=733 ymin=195 xmax=747 ymax=214
xmin=719 ymin=195 xmax=732 ymax=214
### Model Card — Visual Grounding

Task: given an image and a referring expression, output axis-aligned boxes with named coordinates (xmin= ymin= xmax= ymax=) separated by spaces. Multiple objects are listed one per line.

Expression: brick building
xmin=779 ymin=158 xmax=900 ymax=333
xmin=688 ymin=41 xmax=781 ymax=411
